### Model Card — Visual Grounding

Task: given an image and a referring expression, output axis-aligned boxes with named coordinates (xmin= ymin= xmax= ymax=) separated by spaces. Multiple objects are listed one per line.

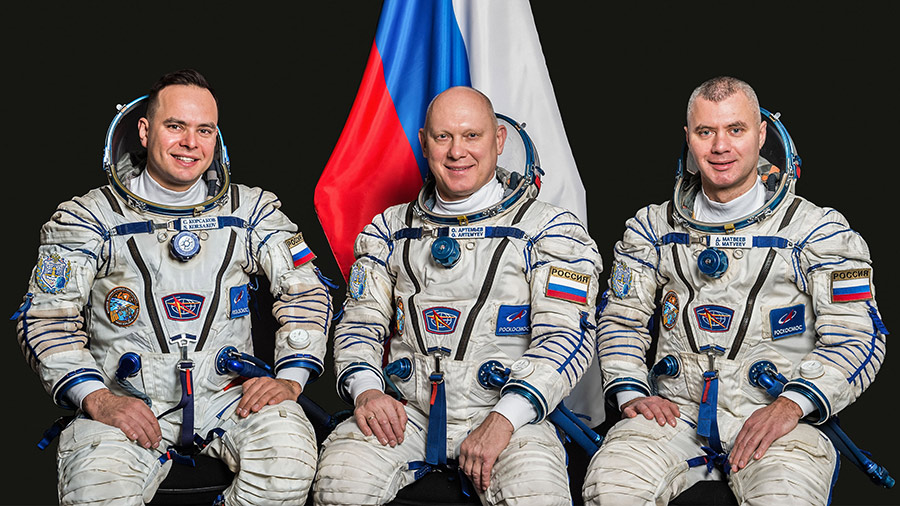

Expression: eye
xmin=166 ymin=123 xmax=183 ymax=132
xmin=698 ymin=129 xmax=711 ymax=137
xmin=730 ymin=127 xmax=744 ymax=135
xmin=199 ymin=128 xmax=216 ymax=136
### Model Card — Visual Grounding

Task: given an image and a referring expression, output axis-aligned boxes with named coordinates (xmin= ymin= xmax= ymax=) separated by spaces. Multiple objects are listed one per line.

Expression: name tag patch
xmin=769 ymin=304 xmax=805 ymax=339
xmin=707 ymin=235 xmax=753 ymax=248
xmin=496 ymin=305 xmax=531 ymax=336
xmin=546 ymin=266 xmax=590 ymax=305
xmin=831 ymin=268 xmax=873 ymax=302
xmin=448 ymin=226 xmax=487 ymax=239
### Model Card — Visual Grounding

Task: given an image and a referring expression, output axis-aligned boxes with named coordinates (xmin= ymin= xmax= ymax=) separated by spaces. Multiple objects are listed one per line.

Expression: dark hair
xmin=146 ymin=69 xmax=217 ymax=119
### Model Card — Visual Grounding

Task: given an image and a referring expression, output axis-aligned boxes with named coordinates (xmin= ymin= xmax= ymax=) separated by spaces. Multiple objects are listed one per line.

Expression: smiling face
xmin=685 ymin=92 xmax=766 ymax=203
xmin=138 ymin=84 xmax=218 ymax=192
xmin=419 ymin=87 xmax=506 ymax=201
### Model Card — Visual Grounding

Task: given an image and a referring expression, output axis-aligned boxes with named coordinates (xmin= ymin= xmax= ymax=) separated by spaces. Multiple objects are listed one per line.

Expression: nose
xmin=180 ymin=129 xmax=198 ymax=149
xmin=711 ymin=132 xmax=730 ymax=154
xmin=448 ymin=137 xmax=466 ymax=159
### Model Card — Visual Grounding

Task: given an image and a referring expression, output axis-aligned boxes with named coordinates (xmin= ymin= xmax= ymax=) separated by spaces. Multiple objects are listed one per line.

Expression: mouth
xmin=708 ymin=159 xmax=736 ymax=170
xmin=172 ymin=154 xmax=200 ymax=165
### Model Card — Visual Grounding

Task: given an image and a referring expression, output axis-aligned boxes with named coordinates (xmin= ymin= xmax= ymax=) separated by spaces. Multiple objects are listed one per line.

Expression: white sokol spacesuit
xmin=583 ymin=110 xmax=887 ymax=505
xmin=313 ymin=119 xmax=603 ymax=505
xmin=13 ymin=96 xmax=331 ymax=505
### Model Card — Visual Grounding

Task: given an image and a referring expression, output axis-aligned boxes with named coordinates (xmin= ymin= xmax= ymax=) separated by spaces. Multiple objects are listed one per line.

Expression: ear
xmin=418 ymin=128 xmax=427 ymax=156
xmin=138 ymin=117 xmax=150 ymax=148
xmin=495 ymin=124 xmax=507 ymax=155
xmin=758 ymin=120 xmax=767 ymax=149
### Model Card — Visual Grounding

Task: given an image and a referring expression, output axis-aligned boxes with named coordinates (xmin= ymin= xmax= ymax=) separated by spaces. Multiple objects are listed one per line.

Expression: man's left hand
xmin=459 ymin=412 xmax=514 ymax=492
xmin=728 ymin=396 xmax=802 ymax=472
xmin=236 ymin=377 xmax=302 ymax=418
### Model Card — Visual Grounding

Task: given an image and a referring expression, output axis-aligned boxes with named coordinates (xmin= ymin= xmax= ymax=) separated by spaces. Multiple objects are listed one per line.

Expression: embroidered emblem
xmin=229 ymin=285 xmax=250 ymax=319
xmin=694 ymin=305 xmax=734 ymax=332
xmin=285 ymin=233 xmax=315 ymax=268
xmin=831 ymin=268 xmax=872 ymax=302
xmin=496 ymin=305 xmax=531 ymax=336
xmin=546 ymin=266 xmax=591 ymax=305
xmin=610 ymin=261 xmax=632 ymax=298
xmin=162 ymin=293 xmax=205 ymax=321
xmin=395 ymin=298 xmax=405 ymax=336
xmin=661 ymin=291 xmax=679 ymax=330
xmin=422 ymin=307 xmax=461 ymax=334
xmin=35 ymin=253 xmax=71 ymax=294
xmin=106 ymin=287 xmax=140 ymax=327
xmin=349 ymin=263 xmax=367 ymax=300
xmin=770 ymin=304 xmax=805 ymax=339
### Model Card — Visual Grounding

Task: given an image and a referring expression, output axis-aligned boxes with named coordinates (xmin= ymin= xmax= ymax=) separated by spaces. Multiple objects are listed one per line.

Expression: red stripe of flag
xmin=314 ymin=42 xmax=424 ymax=280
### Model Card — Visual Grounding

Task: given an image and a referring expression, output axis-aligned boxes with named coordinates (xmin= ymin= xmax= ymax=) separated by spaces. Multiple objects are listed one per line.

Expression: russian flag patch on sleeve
xmin=831 ymin=268 xmax=873 ymax=302
xmin=546 ymin=266 xmax=591 ymax=305
xmin=285 ymin=233 xmax=315 ymax=268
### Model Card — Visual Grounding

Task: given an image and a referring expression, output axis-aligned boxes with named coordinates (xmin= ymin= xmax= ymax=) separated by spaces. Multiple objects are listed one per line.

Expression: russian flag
xmin=314 ymin=0 xmax=587 ymax=282
xmin=832 ymin=278 xmax=873 ymax=302
xmin=546 ymin=276 xmax=590 ymax=305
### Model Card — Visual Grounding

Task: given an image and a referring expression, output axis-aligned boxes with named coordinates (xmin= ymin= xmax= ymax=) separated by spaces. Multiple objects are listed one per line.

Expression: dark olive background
xmin=4 ymin=3 xmax=896 ymax=504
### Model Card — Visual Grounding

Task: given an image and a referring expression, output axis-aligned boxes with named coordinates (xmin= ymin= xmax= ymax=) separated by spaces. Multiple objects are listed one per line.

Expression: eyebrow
xmin=693 ymin=120 xmax=748 ymax=133
xmin=162 ymin=117 xmax=218 ymax=130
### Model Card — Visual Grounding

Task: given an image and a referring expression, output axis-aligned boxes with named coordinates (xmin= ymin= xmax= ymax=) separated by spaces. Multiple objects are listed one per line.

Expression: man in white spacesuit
xmin=13 ymin=69 xmax=331 ymax=505
xmin=312 ymin=86 xmax=603 ymax=505
xmin=582 ymin=76 xmax=887 ymax=505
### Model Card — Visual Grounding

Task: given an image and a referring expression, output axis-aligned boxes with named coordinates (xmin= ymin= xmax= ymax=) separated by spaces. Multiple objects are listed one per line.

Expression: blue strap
xmin=686 ymin=446 xmax=731 ymax=474
xmin=658 ymin=233 xmax=790 ymax=248
xmin=176 ymin=362 xmax=195 ymax=448
xmin=425 ymin=372 xmax=447 ymax=465
xmin=752 ymin=236 xmax=791 ymax=248
xmin=111 ymin=216 xmax=247 ymax=238
xmin=394 ymin=226 xmax=527 ymax=241
xmin=696 ymin=371 xmax=723 ymax=453
xmin=112 ymin=220 xmax=155 ymax=236
xmin=658 ymin=233 xmax=690 ymax=245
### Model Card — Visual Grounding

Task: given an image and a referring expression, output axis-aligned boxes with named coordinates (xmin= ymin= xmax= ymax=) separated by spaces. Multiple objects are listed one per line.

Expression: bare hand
xmin=236 ymin=377 xmax=302 ymax=418
xmin=621 ymin=395 xmax=680 ymax=427
xmin=459 ymin=412 xmax=514 ymax=492
xmin=82 ymin=389 xmax=161 ymax=449
xmin=354 ymin=389 xmax=407 ymax=447
xmin=728 ymin=396 xmax=802 ymax=472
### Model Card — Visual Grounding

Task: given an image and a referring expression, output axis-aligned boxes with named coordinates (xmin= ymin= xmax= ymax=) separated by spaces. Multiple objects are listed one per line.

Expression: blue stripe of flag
xmin=375 ymin=0 xmax=471 ymax=178
xmin=833 ymin=285 xmax=870 ymax=295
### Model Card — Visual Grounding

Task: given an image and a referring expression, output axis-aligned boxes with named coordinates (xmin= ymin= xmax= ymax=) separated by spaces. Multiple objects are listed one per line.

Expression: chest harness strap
xmin=425 ymin=351 xmax=448 ymax=466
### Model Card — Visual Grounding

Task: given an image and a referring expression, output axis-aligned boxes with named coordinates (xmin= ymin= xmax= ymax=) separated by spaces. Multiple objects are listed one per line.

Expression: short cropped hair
xmin=687 ymin=76 xmax=760 ymax=124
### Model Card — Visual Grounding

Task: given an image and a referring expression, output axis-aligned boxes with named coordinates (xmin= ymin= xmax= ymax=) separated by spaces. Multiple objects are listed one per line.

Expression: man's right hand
xmin=82 ymin=389 xmax=162 ymax=449
xmin=354 ymin=389 xmax=407 ymax=447
xmin=621 ymin=395 xmax=680 ymax=427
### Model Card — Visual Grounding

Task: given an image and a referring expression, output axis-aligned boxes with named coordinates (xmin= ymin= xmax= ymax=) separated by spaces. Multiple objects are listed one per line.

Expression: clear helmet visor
xmin=674 ymin=107 xmax=801 ymax=232
xmin=102 ymin=95 xmax=231 ymax=216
